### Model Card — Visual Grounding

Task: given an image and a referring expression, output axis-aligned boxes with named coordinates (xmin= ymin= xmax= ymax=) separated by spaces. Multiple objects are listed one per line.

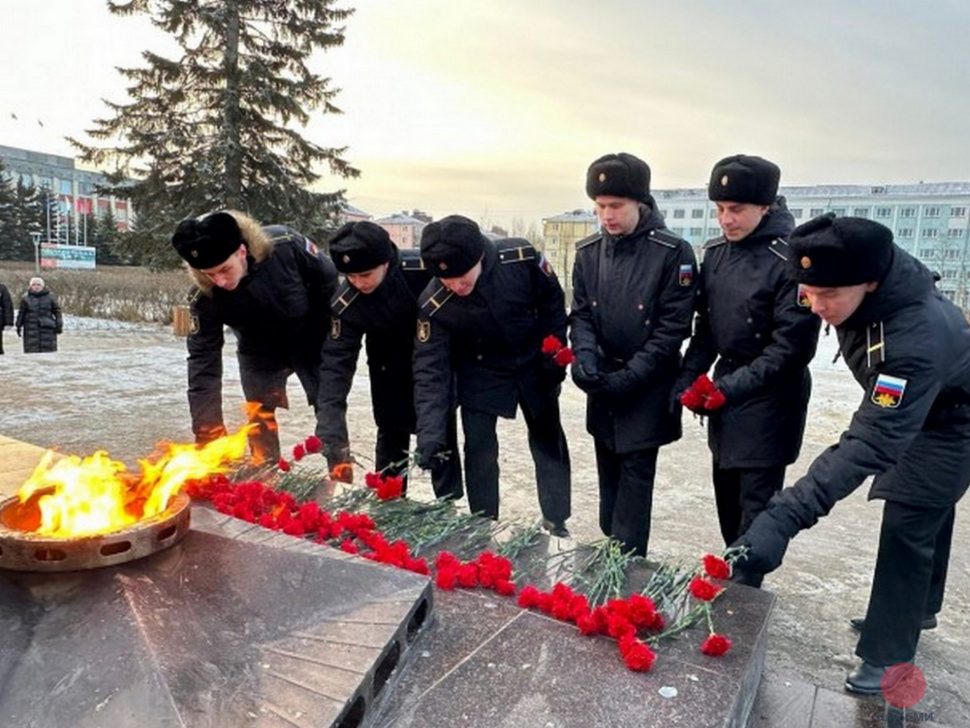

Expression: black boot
xmin=845 ymin=662 xmax=886 ymax=695
xmin=849 ymin=615 xmax=937 ymax=632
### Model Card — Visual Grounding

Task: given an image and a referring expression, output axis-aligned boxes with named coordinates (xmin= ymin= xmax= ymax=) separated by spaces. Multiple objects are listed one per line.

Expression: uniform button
xmin=644 ymin=319 xmax=651 ymax=326
xmin=476 ymin=354 xmax=483 ymax=361
xmin=755 ymin=333 xmax=761 ymax=339
xmin=746 ymin=317 xmax=753 ymax=324
xmin=592 ymin=301 xmax=598 ymax=307
xmin=637 ymin=303 xmax=644 ymax=310
xmin=380 ymin=365 xmax=386 ymax=372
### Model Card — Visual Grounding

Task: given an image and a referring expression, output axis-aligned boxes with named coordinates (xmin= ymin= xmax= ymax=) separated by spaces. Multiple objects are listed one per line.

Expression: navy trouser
xmin=460 ymin=396 xmax=570 ymax=523
xmin=594 ymin=441 xmax=659 ymax=557
xmin=856 ymin=501 xmax=954 ymax=666
xmin=712 ymin=464 xmax=787 ymax=546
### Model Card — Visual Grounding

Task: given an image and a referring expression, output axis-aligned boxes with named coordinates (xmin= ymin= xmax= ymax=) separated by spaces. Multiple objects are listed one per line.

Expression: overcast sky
xmin=2 ymin=0 xmax=968 ymax=227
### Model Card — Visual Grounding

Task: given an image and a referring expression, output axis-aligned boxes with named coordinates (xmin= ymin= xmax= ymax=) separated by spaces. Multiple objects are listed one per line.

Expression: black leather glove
xmin=540 ymin=356 xmax=567 ymax=386
xmin=416 ymin=444 xmax=450 ymax=475
xmin=602 ymin=368 xmax=639 ymax=399
xmin=571 ymin=359 xmax=604 ymax=394
xmin=731 ymin=509 xmax=795 ymax=576
xmin=16 ymin=327 xmax=21 ymax=338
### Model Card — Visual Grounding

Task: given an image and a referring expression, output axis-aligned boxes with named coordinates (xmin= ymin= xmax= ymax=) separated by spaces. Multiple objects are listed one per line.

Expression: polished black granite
xmin=0 ymin=511 xmax=432 ymax=728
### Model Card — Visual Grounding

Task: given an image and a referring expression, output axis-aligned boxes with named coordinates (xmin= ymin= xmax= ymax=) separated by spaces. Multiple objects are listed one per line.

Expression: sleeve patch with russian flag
xmin=871 ymin=373 xmax=907 ymax=408
xmin=679 ymin=264 xmax=693 ymax=287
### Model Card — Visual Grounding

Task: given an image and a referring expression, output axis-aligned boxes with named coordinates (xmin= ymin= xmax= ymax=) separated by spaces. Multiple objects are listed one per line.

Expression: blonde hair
xmin=187 ymin=210 xmax=273 ymax=294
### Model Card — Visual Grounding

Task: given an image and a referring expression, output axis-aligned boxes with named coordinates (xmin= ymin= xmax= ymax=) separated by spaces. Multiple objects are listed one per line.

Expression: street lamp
xmin=30 ymin=232 xmax=42 ymax=273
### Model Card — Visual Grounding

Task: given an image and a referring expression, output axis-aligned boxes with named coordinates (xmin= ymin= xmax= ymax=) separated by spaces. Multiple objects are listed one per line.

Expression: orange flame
xmin=16 ymin=427 xmax=252 ymax=538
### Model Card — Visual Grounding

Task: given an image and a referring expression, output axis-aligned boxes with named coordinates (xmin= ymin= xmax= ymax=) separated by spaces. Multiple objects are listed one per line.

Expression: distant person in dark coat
xmin=316 ymin=221 xmax=463 ymax=498
xmin=676 ymin=155 xmax=820 ymax=547
xmin=570 ymin=153 xmax=697 ymax=556
xmin=734 ymin=215 xmax=970 ymax=695
xmin=413 ymin=215 xmax=571 ymax=535
xmin=0 ymin=282 xmax=13 ymax=354
xmin=171 ymin=210 xmax=338 ymax=462
xmin=16 ymin=277 xmax=63 ymax=353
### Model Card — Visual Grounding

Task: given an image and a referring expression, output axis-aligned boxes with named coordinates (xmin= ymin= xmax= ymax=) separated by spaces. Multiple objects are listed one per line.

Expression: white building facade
xmin=654 ymin=183 xmax=970 ymax=308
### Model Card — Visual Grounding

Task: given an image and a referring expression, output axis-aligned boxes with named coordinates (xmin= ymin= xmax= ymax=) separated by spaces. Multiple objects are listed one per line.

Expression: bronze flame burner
xmin=0 ymin=492 xmax=191 ymax=572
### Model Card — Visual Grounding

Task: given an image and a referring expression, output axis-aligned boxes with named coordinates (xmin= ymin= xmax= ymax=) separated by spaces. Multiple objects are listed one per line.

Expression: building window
xmin=948 ymin=228 xmax=964 ymax=238
xmin=897 ymin=228 xmax=913 ymax=238
xmin=875 ymin=207 xmax=892 ymax=218
xmin=709 ymin=209 xmax=717 ymax=218
xmin=950 ymin=207 xmax=967 ymax=218
xmin=790 ymin=208 xmax=803 ymax=218
xmin=707 ymin=227 xmax=720 ymax=237
xmin=900 ymin=207 xmax=916 ymax=217
xmin=691 ymin=209 xmax=704 ymax=219
xmin=945 ymin=248 xmax=962 ymax=260
xmin=919 ymin=248 xmax=936 ymax=258
xmin=922 ymin=229 xmax=938 ymax=238
xmin=810 ymin=208 xmax=824 ymax=217
xmin=853 ymin=207 xmax=870 ymax=218
xmin=672 ymin=209 xmax=685 ymax=219
xmin=689 ymin=227 xmax=703 ymax=237
xmin=831 ymin=208 xmax=846 ymax=217
xmin=58 ymin=179 xmax=72 ymax=195
xmin=942 ymin=269 xmax=957 ymax=279
xmin=671 ymin=226 xmax=684 ymax=235
xmin=924 ymin=206 xmax=941 ymax=217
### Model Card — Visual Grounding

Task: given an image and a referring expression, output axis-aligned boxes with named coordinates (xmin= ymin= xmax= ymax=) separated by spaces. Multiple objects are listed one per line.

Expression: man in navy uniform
xmin=735 ymin=214 xmax=970 ymax=694
xmin=172 ymin=210 xmax=338 ymax=462
xmin=316 ymin=221 xmax=462 ymax=498
xmin=676 ymin=155 xmax=820 ymax=548
xmin=413 ymin=215 xmax=571 ymax=535
xmin=570 ymin=152 xmax=697 ymax=557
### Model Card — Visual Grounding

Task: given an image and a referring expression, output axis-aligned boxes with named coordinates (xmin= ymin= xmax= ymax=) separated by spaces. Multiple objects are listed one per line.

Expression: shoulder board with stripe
xmin=266 ymin=225 xmax=319 ymax=255
xmin=647 ymin=228 xmax=684 ymax=248
xmin=400 ymin=250 xmax=426 ymax=271
xmin=576 ymin=232 xmax=603 ymax=250
xmin=418 ymin=282 xmax=454 ymax=318
xmin=768 ymin=237 xmax=790 ymax=261
xmin=330 ymin=281 xmax=360 ymax=316
xmin=496 ymin=241 xmax=536 ymax=264
xmin=703 ymin=235 xmax=728 ymax=250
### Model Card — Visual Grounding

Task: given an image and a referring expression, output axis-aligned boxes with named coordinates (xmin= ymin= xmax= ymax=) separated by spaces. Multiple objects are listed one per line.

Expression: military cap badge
xmin=720 ymin=175 xmax=729 ymax=186
xmin=801 ymin=256 xmax=812 ymax=269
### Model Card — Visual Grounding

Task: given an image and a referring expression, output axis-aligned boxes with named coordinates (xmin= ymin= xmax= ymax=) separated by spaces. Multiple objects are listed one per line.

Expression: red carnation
xmin=436 ymin=568 xmax=459 ymax=590
xmin=494 ymin=579 xmax=517 ymax=597
xmin=377 ymin=475 xmax=404 ymax=501
xmin=542 ymin=334 xmax=564 ymax=355
xmin=277 ymin=458 xmax=291 ymax=472
xmin=626 ymin=594 xmax=657 ymax=627
xmin=689 ymin=577 xmax=723 ymax=602
xmin=621 ymin=639 xmax=657 ymax=672
xmin=304 ymin=435 xmax=323 ymax=453
xmin=702 ymin=554 xmax=731 ymax=580
xmin=517 ymin=585 xmax=543 ymax=609
xmin=700 ymin=633 xmax=733 ymax=657
xmin=576 ymin=613 xmax=600 ymax=636
xmin=552 ymin=347 xmax=576 ymax=367
xmin=435 ymin=551 xmax=461 ymax=571
xmin=365 ymin=472 xmax=382 ymax=489
xmin=607 ymin=614 xmax=635 ymax=640
xmin=292 ymin=443 xmax=306 ymax=461
xmin=339 ymin=539 xmax=359 ymax=554
xmin=456 ymin=563 xmax=479 ymax=588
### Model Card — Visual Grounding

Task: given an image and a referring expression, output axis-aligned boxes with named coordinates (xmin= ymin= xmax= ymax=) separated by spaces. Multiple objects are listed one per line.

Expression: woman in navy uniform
xmin=316 ymin=221 xmax=462 ymax=498
xmin=676 ymin=155 xmax=820 ymax=547
xmin=171 ymin=210 xmax=337 ymax=462
xmin=736 ymin=214 xmax=970 ymax=694
xmin=413 ymin=215 xmax=571 ymax=534
xmin=570 ymin=153 xmax=697 ymax=557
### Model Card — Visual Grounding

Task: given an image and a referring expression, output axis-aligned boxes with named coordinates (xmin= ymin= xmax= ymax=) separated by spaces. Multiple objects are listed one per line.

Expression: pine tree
xmin=72 ymin=0 xmax=359 ymax=268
